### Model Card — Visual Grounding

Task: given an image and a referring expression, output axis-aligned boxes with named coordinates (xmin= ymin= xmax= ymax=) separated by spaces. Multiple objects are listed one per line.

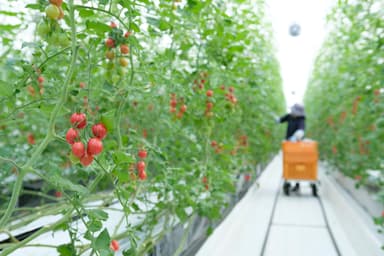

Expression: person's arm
xmin=278 ymin=114 xmax=289 ymax=123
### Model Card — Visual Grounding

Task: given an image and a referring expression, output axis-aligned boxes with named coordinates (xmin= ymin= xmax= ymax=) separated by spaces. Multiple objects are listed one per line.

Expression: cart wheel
xmin=311 ymin=183 xmax=318 ymax=197
xmin=283 ymin=182 xmax=291 ymax=196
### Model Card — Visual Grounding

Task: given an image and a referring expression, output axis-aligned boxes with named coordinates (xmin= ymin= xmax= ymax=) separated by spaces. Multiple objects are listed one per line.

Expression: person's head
xmin=290 ymin=103 xmax=305 ymax=117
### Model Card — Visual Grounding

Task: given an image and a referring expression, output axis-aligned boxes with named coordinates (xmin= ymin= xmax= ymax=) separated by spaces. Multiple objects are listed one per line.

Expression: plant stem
xmin=173 ymin=215 xmax=195 ymax=256
xmin=115 ymin=4 xmax=135 ymax=150
xmin=0 ymin=156 xmax=20 ymax=169
xmin=0 ymin=229 xmax=19 ymax=243
xmin=74 ymin=5 xmax=130 ymax=31
xmin=0 ymin=211 xmax=73 ymax=255
xmin=18 ymin=47 xmax=71 ymax=88
xmin=0 ymin=0 xmax=78 ymax=230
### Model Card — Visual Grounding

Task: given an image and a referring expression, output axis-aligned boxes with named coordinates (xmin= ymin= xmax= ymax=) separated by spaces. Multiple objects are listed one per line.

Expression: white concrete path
xmin=197 ymin=153 xmax=383 ymax=256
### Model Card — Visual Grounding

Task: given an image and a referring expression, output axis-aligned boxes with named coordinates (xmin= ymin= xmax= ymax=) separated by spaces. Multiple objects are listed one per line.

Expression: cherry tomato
xmin=124 ymin=31 xmax=131 ymax=38
xmin=55 ymin=191 xmax=63 ymax=198
xmin=45 ymin=4 xmax=60 ymax=19
xmin=138 ymin=170 xmax=147 ymax=180
xmin=27 ymin=133 xmax=35 ymax=145
xmin=106 ymin=50 xmax=115 ymax=60
xmin=80 ymin=153 xmax=94 ymax=166
xmin=65 ymin=128 xmax=79 ymax=144
xmin=170 ymin=99 xmax=177 ymax=108
xmin=87 ymin=138 xmax=103 ymax=155
xmin=138 ymin=149 xmax=147 ymax=159
xmin=137 ymin=161 xmax=145 ymax=172
xmin=72 ymin=142 xmax=85 ymax=158
xmin=120 ymin=44 xmax=129 ymax=54
xmin=119 ymin=58 xmax=128 ymax=67
xmin=110 ymin=21 xmax=117 ymax=28
xmin=38 ymin=76 xmax=44 ymax=84
xmin=180 ymin=104 xmax=187 ymax=113
xmin=110 ymin=240 xmax=119 ymax=251
xmin=105 ymin=38 xmax=115 ymax=48
xmin=49 ymin=0 xmax=63 ymax=6
xmin=92 ymin=123 xmax=107 ymax=139
xmin=70 ymin=113 xmax=87 ymax=129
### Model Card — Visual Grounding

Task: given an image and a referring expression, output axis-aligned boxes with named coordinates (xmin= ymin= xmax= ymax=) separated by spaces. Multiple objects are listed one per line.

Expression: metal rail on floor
xmin=260 ymin=180 xmax=341 ymax=256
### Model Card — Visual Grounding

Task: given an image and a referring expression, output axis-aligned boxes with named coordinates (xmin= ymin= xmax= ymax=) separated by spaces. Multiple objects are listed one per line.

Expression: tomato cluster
xmin=224 ymin=86 xmax=237 ymax=105
xmin=205 ymin=89 xmax=214 ymax=117
xmin=136 ymin=149 xmax=148 ymax=180
xmin=104 ymin=22 xmax=131 ymax=83
xmin=37 ymin=0 xmax=69 ymax=46
xmin=210 ymin=140 xmax=224 ymax=154
xmin=27 ymin=66 xmax=45 ymax=97
xmin=192 ymin=71 xmax=209 ymax=91
xmin=169 ymin=93 xmax=187 ymax=119
xmin=65 ymin=113 xmax=107 ymax=166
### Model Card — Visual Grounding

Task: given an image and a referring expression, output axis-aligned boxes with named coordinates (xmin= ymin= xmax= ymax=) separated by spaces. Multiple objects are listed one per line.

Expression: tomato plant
xmin=0 ymin=0 xmax=285 ymax=254
xmin=304 ymin=0 xmax=384 ymax=236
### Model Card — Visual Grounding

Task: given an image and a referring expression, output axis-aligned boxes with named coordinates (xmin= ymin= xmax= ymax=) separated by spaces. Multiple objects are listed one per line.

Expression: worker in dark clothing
xmin=278 ymin=103 xmax=305 ymax=141
xmin=277 ymin=103 xmax=306 ymax=192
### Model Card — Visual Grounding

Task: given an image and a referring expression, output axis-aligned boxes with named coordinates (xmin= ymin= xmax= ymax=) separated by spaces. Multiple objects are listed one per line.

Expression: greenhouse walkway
xmin=196 ymin=153 xmax=383 ymax=256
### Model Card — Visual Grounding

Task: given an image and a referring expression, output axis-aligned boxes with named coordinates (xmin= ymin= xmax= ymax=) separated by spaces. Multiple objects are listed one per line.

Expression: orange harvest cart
xmin=282 ymin=140 xmax=319 ymax=196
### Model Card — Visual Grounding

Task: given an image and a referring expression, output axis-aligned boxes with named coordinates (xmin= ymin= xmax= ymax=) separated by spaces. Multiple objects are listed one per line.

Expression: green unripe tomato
xmin=37 ymin=22 xmax=50 ymax=37
xmin=117 ymin=66 xmax=126 ymax=76
xmin=58 ymin=33 xmax=70 ymax=47
xmin=106 ymin=62 xmax=115 ymax=70
xmin=112 ymin=74 xmax=120 ymax=84
xmin=48 ymin=32 xmax=60 ymax=45
xmin=45 ymin=4 xmax=60 ymax=20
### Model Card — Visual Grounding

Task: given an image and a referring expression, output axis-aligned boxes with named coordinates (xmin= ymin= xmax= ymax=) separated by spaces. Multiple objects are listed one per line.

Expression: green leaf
xmin=21 ymin=42 xmax=42 ymax=49
xmin=99 ymin=0 xmax=110 ymax=5
xmin=99 ymin=249 xmax=113 ymax=256
xmin=113 ymin=166 xmax=130 ymax=183
xmin=0 ymin=11 xmax=18 ymax=16
xmin=159 ymin=19 xmax=171 ymax=31
xmin=46 ymin=173 xmax=88 ymax=195
xmin=113 ymin=151 xmax=134 ymax=165
xmin=57 ymin=244 xmax=76 ymax=256
xmin=101 ymin=110 xmax=115 ymax=131
xmin=88 ymin=219 xmax=103 ymax=232
xmin=118 ymin=0 xmax=130 ymax=9
xmin=87 ymin=209 xmax=109 ymax=221
xmin=0 ymin=24 xmax=21 ymax=31
xmin=206 ymin=226 xmax=214 ymax=236
xmin=175 ymin=207 xmax=188 ymax=222
xmin=86 ymin=20 xmax=111 ymax=35
xmin=84 ymin=230 xmax=94 ymax=241
xmin=130 ymin=22 xmax=140 ymax=33
xmin=123 ymin=248 xmax=138 ymax=256
xmin=94 ymin=228 xmax=111 ymax=250
xmin=0 ymin=80 xmax=14 ymax=97
xmin=79 ymin=9 xmax=95 ymax=18
xmin=25 ymin=4 xmax=41 ymax=10
xmin=146 ymin=17 xmax=159 ymax=27
xmin=207 ymin=205 xmax=221 ymax=220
